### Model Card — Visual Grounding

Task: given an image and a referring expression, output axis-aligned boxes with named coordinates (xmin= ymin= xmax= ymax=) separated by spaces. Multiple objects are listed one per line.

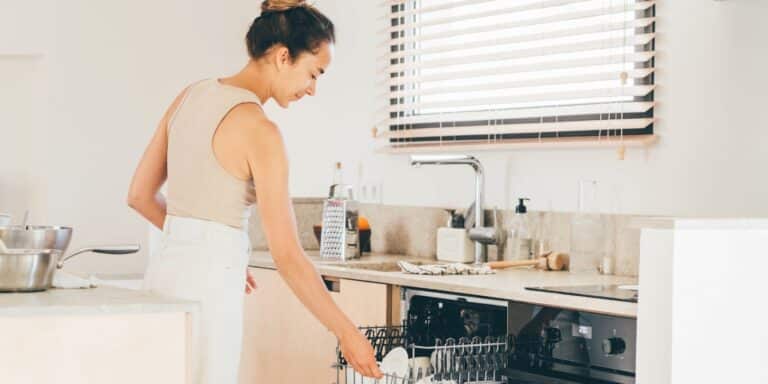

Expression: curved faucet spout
xmin=409 ymin=154 xmax=486 ymax=264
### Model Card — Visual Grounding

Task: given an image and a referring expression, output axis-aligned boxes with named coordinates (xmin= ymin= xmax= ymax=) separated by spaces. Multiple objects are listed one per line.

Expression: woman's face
xmin=273 ymin=41 xmax=333 ymax=108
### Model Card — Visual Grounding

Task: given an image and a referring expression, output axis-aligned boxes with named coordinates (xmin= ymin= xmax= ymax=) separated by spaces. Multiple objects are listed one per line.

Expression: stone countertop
xmin=0 ymin=285 xmax=198 ymax=316
xmin=249 ymin=251 xmax=638 ymax=318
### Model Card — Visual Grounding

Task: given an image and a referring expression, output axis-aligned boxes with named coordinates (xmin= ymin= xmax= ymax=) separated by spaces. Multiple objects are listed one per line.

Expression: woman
xmin=127 ymin=0 xmax=382 ymax=382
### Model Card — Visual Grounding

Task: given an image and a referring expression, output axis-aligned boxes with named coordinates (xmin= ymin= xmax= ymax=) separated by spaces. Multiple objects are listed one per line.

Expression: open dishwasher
xmin=334 ymin=287 xmax=637 ymax=384
xmin=335 ymin=288 xmax=511 ymax=384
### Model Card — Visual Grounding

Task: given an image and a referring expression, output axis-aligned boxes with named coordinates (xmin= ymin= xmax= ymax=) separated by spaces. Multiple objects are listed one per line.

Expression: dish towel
xmin=397 ymin=260 xmax=494 ymax=275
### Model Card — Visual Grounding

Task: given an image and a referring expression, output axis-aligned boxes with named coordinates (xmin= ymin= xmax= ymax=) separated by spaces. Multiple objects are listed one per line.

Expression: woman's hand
xmin=245 ymin=269 xmax=257 ymax=294
xmin=338 ymin=326 xmax=383 ymax=379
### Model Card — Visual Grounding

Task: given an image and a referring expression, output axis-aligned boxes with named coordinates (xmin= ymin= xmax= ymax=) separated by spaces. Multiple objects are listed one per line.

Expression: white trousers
xmin=142 ymin=215 xmax=250 ymax=384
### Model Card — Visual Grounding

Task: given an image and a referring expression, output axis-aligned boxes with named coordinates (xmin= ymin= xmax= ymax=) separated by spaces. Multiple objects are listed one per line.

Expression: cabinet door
xmin=239 ymin=267 xmax=391 ymax=384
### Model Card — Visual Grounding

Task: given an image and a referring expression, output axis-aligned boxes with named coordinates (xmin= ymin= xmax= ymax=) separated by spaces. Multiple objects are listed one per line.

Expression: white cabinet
xmin=637 ymin=219 xmax=768 ymax=384
xmin=0 ymin=312 xmax=189 ymax=383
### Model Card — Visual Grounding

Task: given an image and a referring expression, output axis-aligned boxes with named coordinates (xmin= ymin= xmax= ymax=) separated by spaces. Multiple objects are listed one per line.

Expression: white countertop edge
xmin=0 ymin=303 xmax=199 ymax=317
xmin=0 ymin=286 xmax=199 ymax=316
xmin=249 ymin=254 xmax=637 ymax=318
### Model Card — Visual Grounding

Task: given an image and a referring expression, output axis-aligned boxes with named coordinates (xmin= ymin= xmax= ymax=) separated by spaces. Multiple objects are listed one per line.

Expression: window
xmin=377 ymin=0 xmax=656 ymax=151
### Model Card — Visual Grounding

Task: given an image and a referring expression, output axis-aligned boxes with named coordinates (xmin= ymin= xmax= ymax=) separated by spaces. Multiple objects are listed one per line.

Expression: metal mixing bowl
xmin=0 ymin=226 xmax=73 ymax=292
xmin=0 ymin=225 xmax=73 ymax=251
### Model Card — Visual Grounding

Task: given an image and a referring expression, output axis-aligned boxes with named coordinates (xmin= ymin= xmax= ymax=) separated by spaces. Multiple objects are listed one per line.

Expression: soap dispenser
xmin=506 ymin=198 xmax=532 ymax=261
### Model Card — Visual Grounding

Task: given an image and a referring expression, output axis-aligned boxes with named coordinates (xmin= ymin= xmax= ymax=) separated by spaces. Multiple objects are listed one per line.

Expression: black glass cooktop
xmin=525 ymin=284 xmax=639 ymax=303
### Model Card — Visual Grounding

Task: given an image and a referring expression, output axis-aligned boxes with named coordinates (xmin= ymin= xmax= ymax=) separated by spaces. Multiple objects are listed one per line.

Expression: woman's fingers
xmin=350 ymin=355 xmax=381 ymax=379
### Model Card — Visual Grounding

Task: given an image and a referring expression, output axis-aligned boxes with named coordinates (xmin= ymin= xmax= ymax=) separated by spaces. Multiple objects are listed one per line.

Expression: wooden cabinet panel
xmin=239 ymin=267 xmax=392 ymax=384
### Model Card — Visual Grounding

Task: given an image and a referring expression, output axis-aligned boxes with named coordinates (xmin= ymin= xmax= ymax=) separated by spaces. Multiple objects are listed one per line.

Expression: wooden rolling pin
xmin=487 ymin=252 xmax=568 ymax=271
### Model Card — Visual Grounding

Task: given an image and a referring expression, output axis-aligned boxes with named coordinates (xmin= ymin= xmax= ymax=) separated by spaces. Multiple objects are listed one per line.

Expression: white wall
xmin=2 ymin=0 xmax=766 ymax=274
xmin=277 ymin=0 xmax=768 ymax=217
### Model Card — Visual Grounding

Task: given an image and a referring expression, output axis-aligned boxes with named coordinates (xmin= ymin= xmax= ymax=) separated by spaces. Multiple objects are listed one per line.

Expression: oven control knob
xmin=602 ymin=337 xmax=626 ymax=355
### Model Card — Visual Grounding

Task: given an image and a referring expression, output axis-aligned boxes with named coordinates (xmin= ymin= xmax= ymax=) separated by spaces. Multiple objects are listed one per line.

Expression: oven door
xmin=506 ymin=301 xmax=636 ymax=384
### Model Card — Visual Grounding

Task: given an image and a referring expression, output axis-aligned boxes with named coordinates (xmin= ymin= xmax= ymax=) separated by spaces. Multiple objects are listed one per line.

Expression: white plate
xmin=381 ymin=347 xmax=410 ymax=380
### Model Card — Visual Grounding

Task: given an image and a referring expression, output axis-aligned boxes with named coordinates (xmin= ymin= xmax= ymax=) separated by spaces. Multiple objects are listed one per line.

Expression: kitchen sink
xmin=324 ymin=260 xmax=431 ymax=272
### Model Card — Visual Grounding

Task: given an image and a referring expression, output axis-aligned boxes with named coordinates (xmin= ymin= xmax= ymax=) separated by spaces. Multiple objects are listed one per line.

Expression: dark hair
xmin=246 ymin=0 xmax=335 ymax=61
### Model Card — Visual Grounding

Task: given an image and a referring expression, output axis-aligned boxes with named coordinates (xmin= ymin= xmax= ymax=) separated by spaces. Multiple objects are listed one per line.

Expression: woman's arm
xmin=232 ymin=104 xmax=382 ymax=379
xmin=126 ymin=88 xmax=188 ymax=229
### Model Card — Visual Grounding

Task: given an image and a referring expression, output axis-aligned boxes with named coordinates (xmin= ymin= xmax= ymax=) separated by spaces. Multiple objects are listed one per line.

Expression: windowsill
xmin=378 ymin=134 xmax=658 ymax=153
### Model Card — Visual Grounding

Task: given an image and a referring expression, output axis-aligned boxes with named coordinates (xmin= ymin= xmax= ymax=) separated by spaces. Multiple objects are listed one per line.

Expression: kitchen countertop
xmin=0 ymin=285 xmax=198 ymax=317
xmin=249 ymin=251 xmax=638 ymax=318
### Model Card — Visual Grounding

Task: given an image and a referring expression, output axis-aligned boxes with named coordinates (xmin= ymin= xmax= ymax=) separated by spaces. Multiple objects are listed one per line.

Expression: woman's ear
xmin=274 ymin=45 xmax=291 ymax=72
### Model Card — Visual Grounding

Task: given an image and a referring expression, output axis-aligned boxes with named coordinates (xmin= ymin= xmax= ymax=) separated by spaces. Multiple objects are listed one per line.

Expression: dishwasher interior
xmin=335 ymin=288 xmax=636 ymax=384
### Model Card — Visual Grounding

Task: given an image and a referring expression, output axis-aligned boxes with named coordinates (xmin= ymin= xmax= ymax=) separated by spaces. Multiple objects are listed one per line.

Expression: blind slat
xmin=386 ymin=1 xmax=655 ymax=46
xmin=387 ymin=33 xmax=654 ymax=72
xmin=387 ymin=85 xmax=655 ymax=112
xmin=386 ymin=17 xmax=655 ymax=60
xmin=386 ymin=0 xmax=596 ymax=33
xmin=386 ymin=70 xmax=653 ymax=99
xmin=383 ymin=52 xmax=655 ymax=86
xmin=378 ymin=101 xmax=655 ymax=127
xmin=381 ymin=118 xmax=654 ymax=138
xmin=384 ymin=0 xmax=581 ymax=20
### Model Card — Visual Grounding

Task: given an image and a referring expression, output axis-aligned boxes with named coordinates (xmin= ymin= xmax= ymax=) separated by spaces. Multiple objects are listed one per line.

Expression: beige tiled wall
xmin=249 ymin=199 xmax=650 ymax=276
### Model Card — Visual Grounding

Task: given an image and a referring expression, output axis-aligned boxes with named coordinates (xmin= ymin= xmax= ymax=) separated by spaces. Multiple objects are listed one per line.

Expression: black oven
xmin=506 ymin=301 xmax=636 ymax=383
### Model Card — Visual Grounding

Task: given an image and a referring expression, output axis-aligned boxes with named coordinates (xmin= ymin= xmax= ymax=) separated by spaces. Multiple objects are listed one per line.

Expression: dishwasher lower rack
xmin=334 ymin=325 xmax=512 ymax=384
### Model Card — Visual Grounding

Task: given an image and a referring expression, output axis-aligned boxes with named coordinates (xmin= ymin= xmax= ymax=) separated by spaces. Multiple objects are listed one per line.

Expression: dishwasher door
xmin=401 ymin=288 xmax=509 ymax=352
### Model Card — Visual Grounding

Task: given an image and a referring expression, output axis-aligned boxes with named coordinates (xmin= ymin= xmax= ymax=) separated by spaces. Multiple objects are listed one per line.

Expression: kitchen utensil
xmin=21 ymin=210 xmax=29 ymax=227
xmin=0 ymin=245 xmax=139 ymax=292
xmin=0 ymin=225 xmax=139 ymax=292
xmin=319 ymin=184 xmax=359 ymax=261
xmin=486 ymin=252 xmax=568 ymax=271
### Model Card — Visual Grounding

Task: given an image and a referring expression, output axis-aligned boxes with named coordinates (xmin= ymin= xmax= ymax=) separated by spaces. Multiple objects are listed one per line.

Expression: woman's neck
xmin=219 ymin=61 xmax=273 ymax=105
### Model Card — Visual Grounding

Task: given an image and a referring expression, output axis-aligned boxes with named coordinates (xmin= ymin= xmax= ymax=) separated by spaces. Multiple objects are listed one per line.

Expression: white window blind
xmin=376 ymin=0 xmax=656 ymax=151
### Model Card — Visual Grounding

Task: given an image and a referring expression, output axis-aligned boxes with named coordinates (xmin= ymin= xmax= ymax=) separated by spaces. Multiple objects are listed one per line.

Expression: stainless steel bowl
xmin=0 ymin=226 xmax=73 ymax=292
xmin=0 ymin=226 xmax=139 ymax=292
xmin=0 ymin=225 xmax=73 ymax=251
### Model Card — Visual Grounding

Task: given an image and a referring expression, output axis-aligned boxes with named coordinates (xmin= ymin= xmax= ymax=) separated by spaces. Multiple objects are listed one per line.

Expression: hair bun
xmin=261 ymin=0 xmax=307 ymax=13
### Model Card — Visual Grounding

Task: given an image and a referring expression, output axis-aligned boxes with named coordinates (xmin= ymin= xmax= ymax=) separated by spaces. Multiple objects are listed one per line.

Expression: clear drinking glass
xmin=570 ymin=180 xmax=606 ymax=273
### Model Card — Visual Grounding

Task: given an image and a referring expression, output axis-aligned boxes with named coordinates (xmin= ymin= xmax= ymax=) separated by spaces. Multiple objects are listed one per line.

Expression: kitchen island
xmin=0 ymin=284 xmax=196 ymax=384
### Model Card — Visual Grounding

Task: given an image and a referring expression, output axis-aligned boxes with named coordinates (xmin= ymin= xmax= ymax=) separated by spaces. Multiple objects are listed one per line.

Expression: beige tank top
xmin=166 ymin=79 xmax=260 ymax=229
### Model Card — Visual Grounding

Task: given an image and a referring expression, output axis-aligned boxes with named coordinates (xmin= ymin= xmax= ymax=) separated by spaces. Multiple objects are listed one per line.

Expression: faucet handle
xmin=468 ymin=227 xmax=497 ymax=244
xmin=468 ymin=207 xmax=507 ymax=248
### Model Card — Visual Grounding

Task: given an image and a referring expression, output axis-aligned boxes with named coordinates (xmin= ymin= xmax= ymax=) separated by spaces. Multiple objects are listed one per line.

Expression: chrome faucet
xmin=410 ymin=154 xmax=489 ymax=265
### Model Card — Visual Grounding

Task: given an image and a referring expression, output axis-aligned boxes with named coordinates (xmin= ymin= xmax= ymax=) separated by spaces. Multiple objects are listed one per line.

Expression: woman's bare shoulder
xmin=220 ymin=103 xmax=285 ymax=155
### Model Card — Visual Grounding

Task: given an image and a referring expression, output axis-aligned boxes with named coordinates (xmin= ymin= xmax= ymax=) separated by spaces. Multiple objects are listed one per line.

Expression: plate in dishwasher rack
xmin=381 ymin=347 xmax=410 ymax=380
